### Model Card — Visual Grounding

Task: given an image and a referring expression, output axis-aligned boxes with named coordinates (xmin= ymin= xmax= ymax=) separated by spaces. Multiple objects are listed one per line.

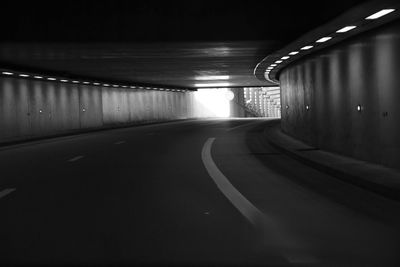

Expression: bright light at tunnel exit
xmin=193 ymin=88 xmax=232 ymax=117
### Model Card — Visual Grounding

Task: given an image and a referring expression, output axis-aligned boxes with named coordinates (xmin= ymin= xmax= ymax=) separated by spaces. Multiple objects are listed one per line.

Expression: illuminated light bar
xmin=93 ymin=82 xmax=100 ymax=86
xmin=195 ymin=75 xmax=230 ymax=80
xmin=281 ymin=56 xmax=290 ymax=60
xmin=83 ymin=81 xmax=90 ymax=84
xmin=19 ymin=74 xmax=30 ymax=77
xmin=336 ymin=25 xmax=357 ymax=33
xmin=275 ymin=60 xmax=283 ymax=64
xmin=301 ymin=45 xmax=314 ymax=50
xmin=289 ymin=51 xmax=299 ymax=55
xmin=112 ymin=84 xmax=119 ymax=87
xmin=103 ymin=84 xmax=110 ymax=87
xmin=194 ymin=82 xmax=230 ymax=87
xmin=316 ymin=36 xmax=332 ymax=43
xmin=72 ymin=80 xmax=80 ymax=84
xmin=34 ymin=75 xmax=43 ymax=79
xmin=122 ymin=85 xmax=128 ymax=88
xmin=47 ymin=77 xmax=56 ymax=81
xmin=130 ymin=86 xmax=136 ymax=89
xmin=60 ymin=79 xmax=69 ymax=83
xmin=366 ymin=9 xmax=395 ymax=20
xmin=270 ymin=64 xmax=277 ymax=66
xmin=2 ymin=71 xmax=13 ymax=75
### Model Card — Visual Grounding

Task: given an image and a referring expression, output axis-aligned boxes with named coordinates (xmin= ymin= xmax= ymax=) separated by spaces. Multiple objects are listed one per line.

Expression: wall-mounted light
xmin=356 ymin=104 xmax=363 ymax=112
xmin=366 ymin=9 xmax=395 ymax=20
xmin=306 ymin=105 xmax=310 ymax=110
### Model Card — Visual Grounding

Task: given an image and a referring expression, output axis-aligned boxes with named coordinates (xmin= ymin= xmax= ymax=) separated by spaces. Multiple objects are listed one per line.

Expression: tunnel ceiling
xmin=0 ymin=0 xmax=367 ymax=89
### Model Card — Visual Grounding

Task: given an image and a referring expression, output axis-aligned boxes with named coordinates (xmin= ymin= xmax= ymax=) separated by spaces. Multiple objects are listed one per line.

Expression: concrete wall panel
xmin=280 ymin=19 xmax=400 ymax=170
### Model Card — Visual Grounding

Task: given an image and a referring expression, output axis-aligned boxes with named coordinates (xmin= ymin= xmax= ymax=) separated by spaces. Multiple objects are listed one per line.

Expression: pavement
xmin=264 ymin=121 xmax=400 ymax=201
xmin=0 ymin=118 xmax=399 ymax=266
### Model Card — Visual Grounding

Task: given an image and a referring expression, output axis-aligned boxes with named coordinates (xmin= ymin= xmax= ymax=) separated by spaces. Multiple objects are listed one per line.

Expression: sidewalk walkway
xmin=264 ymin=124 xmax=400 ymax=201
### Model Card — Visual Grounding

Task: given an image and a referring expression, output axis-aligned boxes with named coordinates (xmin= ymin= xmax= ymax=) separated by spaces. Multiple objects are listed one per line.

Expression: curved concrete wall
xmin=0 ymin=77 xmax=234 ymax=144
xmin=280 ymin=19 xmax=400 ymax=169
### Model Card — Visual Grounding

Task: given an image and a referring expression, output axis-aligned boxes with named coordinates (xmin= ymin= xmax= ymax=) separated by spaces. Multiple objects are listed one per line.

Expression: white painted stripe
xmin=226 ymin=121 xmax=261 ymax=132
xmin=68 ymin=155 xmax=84 ymax=162
xmin=114 ymin=141 xmax=126 ymax=145
xmin=201 ymin=138 xmax=317 ymax=264
xmin=0 ymin=188 xmax=16 ymax=199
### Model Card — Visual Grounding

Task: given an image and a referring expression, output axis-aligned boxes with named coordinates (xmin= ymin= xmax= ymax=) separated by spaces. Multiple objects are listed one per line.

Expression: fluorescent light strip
xmin=19 ymin=74 xmax=30 ymax=77
xmin=275 ymin=60 xmax=283 ymax=64
xmin=336 ymin=25 xmax=357 ymax=33
xmin=93 ymin=82 xmax=100 ymax=86
xmin=34 ymin=75 xmax=43 ymax=79
xmin=83 ymin=81 xmax=90 ymax=84
xmin=194 ymin=82 xmax=230 ymax=87
xmin=72 ymin=80 xmax=80 ymax=84
xmin=103 ymin=84 xmax=110 ymax=87
xmin=281 ymin=56 xmax=290 ymax=60
xmin=301 ymin=45 xmax=314 ymax=50
xmin=2 ymin=71 xmax=13 ymax=75
xmin=270 ymin=64 xmax=277 ymax=66
xmin=130 ymin=86 xmax=136 ymax=89
xmin=289 ymin=51 xmax=299 ymax=55
xmin=47 ymin=77 xmax=56 ymax=81
xmin=195 ymin=75 xmax=230 ymax=80
xmin=112 ymin=85 xmax=119 ymax=87
xmin=366 ymin=9 xmax=395 ymax=20
xmin=316 ymin=37 xmax=332 ymax=43
xmin=60 ymin=79 xmax=69 ymax=83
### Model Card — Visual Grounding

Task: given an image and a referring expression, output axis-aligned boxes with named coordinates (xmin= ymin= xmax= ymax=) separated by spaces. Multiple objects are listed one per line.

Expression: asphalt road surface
xmin=0 ymin=118 xmax=399 ymax=266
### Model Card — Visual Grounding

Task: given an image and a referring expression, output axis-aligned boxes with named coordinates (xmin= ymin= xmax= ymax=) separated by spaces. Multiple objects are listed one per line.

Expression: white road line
xmin=201 ymin=138 xmax=317 ymax=264
xmin=68 ymin=155 xmax=84 ymax=162
xmin=114 ymin=141 xmax=126 ymax=145
xmin=0 ymin=188 xmax=16 ymax=199
xmin=226 ymin=121 xmax=261 ymax=132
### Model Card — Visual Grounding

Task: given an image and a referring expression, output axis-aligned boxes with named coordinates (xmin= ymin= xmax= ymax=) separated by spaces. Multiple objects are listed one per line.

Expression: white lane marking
xmin=0 ymin=188 xmax=16 ymax=199
xmin=114 ymin=141 xmax=126 ymax=145
xmin=226 ymin=121 xmax=261 ymax=132
xmin=68 ymin=155 xmax=84 ymax=162
xmin=201 ymin=138 xmax=317 ymax=264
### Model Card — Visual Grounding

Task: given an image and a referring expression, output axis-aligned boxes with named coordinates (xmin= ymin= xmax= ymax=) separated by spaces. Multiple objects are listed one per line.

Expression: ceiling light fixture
xmin=316 ymin=37 xmax=332 ymax=43
xmin=195 ymin=75 xmax=230 ymax=80
xmin=336 ymin=25 xmax=357 ymax=33
xmin=301 ymin=45 xmax=314 ymax=50
xmin=366 ymin=9 xmax=395 ymax=20
xmin=195 ymin=82 xmax=230 ymax=87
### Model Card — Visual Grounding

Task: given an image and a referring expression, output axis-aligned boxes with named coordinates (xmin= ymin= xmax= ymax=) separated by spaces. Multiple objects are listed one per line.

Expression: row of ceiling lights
xmin=0 ymin=70 xmax=189 ymax=93
xmin=265 ymin=8 xmax=396 ymax=78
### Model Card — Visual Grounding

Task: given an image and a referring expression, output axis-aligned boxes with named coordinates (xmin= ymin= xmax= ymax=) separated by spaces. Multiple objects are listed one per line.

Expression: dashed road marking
xmin=0 ymin=188 xmax=16 ymax=199
xmin=114 ymin=141 xmax=126 ymax=145
xmin=68 ymin=155 xmax=84 ymax=162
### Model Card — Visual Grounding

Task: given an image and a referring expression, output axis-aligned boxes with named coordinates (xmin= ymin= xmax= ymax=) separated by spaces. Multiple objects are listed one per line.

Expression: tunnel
xmin=1 ymin=1 xmax=400 ymax=266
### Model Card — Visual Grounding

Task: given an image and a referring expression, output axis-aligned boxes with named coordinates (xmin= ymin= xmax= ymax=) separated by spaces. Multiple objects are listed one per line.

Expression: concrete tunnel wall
xmin=0 ymin=77 xmax=245 ymax=144
xmin=279 ymin=19 xmax=400 ymax=170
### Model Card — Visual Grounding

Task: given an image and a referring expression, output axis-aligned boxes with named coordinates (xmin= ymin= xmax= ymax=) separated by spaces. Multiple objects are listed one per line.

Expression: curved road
xmin=0 ymin=119 xmax=399 ymax=266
